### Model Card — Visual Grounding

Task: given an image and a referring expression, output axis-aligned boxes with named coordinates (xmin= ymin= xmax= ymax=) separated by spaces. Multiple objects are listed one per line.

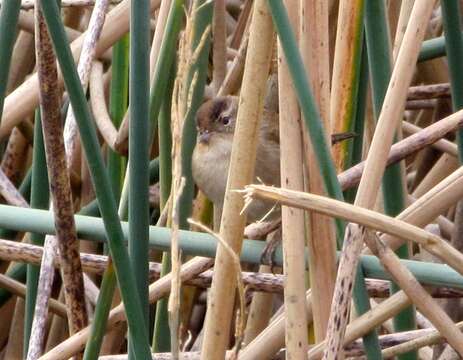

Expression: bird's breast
xmin=192 ymin=139 xmax=233 ymax=206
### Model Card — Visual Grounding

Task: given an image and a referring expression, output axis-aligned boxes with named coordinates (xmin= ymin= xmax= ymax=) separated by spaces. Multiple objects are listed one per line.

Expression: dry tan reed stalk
xmin=7 ymin=31 xmax=35 ymax=92
xmin=361 ymin=230 xmax=463 ymax=355
xmin=149 ymin=0 xmax=171 ymax=76
xmin=114 ymin=0 xmax=173 ymax=151
xmin=0 ymin=237 xmax=286 ymax=293
xmin=4 ymin=0 xmax=121 ymax=9
xmin=1 ymin=127 xmax=29 ymax=183
xmin=402 ymin=121 xmax=457 ymax=157
xmin=244 ymin=185 xmax=463 ymax=275
xmin=35 ymin=4 xmax=88 ymax=336
xmin=4 ymin=298 xmax=25 ymax=358
xmin=392 ymin=0 xmax=415 ymax=61
xmin=40 ymin=257 xmax=214 ymax=360
xmin=382 ymin=320 xmax=463 ymax=358
xmin=407 ymin=83 xmax=451 ymax=100
xmin=1 ymin=0 xmax=162 ymax=141
xmin=324 ymin=2 xmax=437 ymax=357
xmin=199 ymin=1 xmax=274 ymax=358
xmin=239 ymin=292 xmax=313 ymax=360
xmin=217 ymin=32 xmax=248 ymax=97
xmin=0 ymin=167 xmax=29 ymax=207
xmin=412 ymin=154 xmax=459 ymax=198
xmin=0 ymin=274 xmax=67 ymax=318
xmin=382 ymin=166 xmax=463 ymax=251
xmin=229 ymin=0 xmax=252 ymax=49
xmin=63 ymin=0 xmax=109 ymax=175
xmin=276 ymin=0 xmax=309 ymax=356
xmin=337 ymin=106 xmax=463 ymax=191
xmin=330 ymin=0 xmax=364 ymax=172
xmin=211 ymin=0 xmax=227 ymax=94
xmin=18 ymin=10 xmax=82 ymax=42
xmin=28 ymin=235 xmax=58 ymax=360
xmin=89 ymin=61 xmax=118 ymax=148
xmin=309 ymin=290 xmax=411 ymax=359
xmin=301 ymin=0 xmax=336 ymax=342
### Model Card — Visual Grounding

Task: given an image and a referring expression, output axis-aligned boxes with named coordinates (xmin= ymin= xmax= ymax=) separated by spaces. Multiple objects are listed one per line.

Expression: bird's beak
xmin=198 ymin=130 xmax=211 ymax=144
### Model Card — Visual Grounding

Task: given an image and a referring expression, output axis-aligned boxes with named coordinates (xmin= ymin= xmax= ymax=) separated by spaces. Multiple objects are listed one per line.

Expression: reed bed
xmin=2 ymin=0 xmax=463 ymax=359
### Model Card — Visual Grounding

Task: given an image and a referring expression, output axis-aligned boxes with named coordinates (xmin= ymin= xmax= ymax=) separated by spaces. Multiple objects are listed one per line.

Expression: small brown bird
xmin=192 ymin=95 xmax=355 ymax=223
xmin=192 ymin=95 xmax=280 ymax=223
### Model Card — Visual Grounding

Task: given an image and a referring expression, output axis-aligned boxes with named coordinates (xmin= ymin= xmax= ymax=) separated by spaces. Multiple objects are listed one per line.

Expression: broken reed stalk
xmin=199 ymin=1 xmax=274 ymax=358
xmin=323 ymin=2 xmax=437 ymax=358
xmin=245 ymin=185 xmax=463 ymax=275
xmin=300 ymin=0 xmax=336 ymax=342
xmin=35 ymin=0 xmax=88 ymax=338
xmin=277 ymin=0 xmax=308 ymax=356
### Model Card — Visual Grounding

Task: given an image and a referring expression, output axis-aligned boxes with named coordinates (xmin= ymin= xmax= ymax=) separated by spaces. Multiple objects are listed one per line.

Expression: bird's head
xmin=196 ymin=96 xmax=238 ymax=144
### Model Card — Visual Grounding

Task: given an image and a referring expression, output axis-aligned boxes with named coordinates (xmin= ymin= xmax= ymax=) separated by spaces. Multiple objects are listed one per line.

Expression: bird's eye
xmin=221 ymin=116 xmax=230 ymax=126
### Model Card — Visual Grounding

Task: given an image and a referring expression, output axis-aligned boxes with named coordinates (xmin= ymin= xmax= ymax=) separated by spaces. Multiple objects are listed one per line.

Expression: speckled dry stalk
xmin=35 ymin=2 xmax=88 ymax=337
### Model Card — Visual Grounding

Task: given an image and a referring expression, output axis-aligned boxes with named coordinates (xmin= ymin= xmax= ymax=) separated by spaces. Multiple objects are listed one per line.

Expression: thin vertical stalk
xmin=0 ymin=0 xmax=21 ymax=120
xmin=278 ymin=0 xmax=308 ymax=357
xmin=38 ymin=1 xmax=152 ymax=358
xmin=24 ymin=110 xmax=49 ymax=357
xmin=128 ymin=0 xmax=151 ymax=350
xmin=200 ymin=1 xmax=274 ymax=358
xmin=364 ymin=2 xmax=416 ymax=359
xmin=300 ymin=0 xmax=337 ymax=342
